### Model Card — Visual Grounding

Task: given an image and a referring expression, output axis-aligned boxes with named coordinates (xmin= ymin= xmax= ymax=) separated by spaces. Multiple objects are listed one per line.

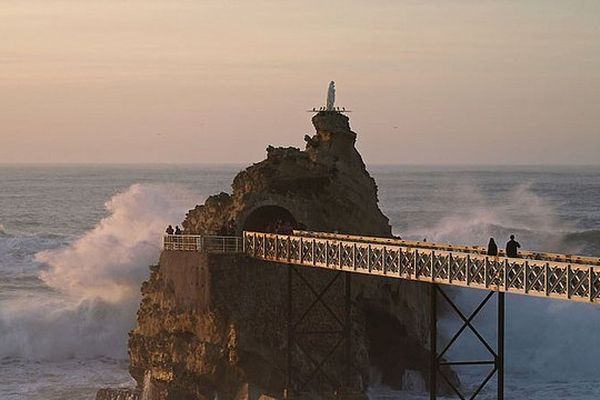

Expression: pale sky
xmin=1 ymin=0 xmax=599 ymax=164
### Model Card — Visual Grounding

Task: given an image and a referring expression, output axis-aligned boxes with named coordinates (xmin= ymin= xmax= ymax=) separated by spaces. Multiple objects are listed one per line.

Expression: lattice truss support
xmin=430 ymin=285 xmax=505 ymax=400
xmin=285 ymin=265 xmax=353 ymax=398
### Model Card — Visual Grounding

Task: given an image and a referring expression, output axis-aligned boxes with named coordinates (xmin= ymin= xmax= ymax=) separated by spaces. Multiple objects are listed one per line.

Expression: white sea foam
xmin=406 ymin=183 xmax=571 ymax=251
xmin=0 ymin=183 xmax=199 ymax=361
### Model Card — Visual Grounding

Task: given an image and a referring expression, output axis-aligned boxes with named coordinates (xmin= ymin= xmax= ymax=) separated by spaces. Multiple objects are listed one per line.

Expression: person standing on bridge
xmin=281 ymin=220 xmax=293 ymax=235
xmin=174 ymin=226 xmax=182 ymax=235
xmin=506 ymin=234 xmax=521 ymax=258
xmin=487 ymin=238 xmax=498 ymax=256
xmin=166 ymin=225 xmax=174 ymax=235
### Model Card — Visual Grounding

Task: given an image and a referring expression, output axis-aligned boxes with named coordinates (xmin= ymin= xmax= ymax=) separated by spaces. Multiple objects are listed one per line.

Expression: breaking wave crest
xmin=405 ymin=183 xmax=574 ymax=251
xmin=405 ymin=184 xmax=600 ymax=381
xmin=0 ymin=183 xmax=198 ymax=361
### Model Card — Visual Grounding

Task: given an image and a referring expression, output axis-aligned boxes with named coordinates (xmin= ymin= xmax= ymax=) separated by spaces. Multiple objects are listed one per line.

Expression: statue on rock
xmin=326 ymin=80 xmax=336 ymax=111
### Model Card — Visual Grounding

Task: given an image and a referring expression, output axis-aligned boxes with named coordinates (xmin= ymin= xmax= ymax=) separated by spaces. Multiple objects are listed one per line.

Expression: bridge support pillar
xmin=429 ymin=284 xmax=437 ymax=400
xmin=429 ymin=285 xmax=505 ymax=399
xmin=497 ymin=292 xmax=505 ymax=400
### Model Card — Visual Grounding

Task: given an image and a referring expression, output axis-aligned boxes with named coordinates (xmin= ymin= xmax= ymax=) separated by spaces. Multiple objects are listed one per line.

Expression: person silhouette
xmin=506 ymin=234 xmax=521 ymax=258
xmin=174 ymin=226 xmax=182 ymax=235
xmin=226 ymin=219 xmax=236 ymax=236
xmin=165 ymin=225 xmax=174 ymax=235
xmin=487 ymin=238 xmax=498 ymax=256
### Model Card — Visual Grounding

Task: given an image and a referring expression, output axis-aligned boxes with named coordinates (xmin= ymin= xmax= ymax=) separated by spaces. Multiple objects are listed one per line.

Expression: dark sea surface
xmin=1 ymin=164 xmax=599 ymax=399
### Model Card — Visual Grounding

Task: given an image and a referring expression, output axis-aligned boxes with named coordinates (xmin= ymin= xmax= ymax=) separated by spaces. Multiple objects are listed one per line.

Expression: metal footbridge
xmin=164 ymin=231 xmax=600 ymax=304
xmin=163 ymin=231 xmax=600 ymax=399
xmin=241 ymin=230 xmax=600 ymax=304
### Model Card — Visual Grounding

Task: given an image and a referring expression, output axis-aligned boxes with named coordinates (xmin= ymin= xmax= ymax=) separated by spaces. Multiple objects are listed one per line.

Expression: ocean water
xmin=1 ymin=164 xmax=599 ymax=399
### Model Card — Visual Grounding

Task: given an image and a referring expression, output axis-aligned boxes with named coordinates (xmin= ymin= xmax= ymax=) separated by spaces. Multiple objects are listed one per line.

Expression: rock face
xmin=126 ymin=112 xmax=450 ymax=399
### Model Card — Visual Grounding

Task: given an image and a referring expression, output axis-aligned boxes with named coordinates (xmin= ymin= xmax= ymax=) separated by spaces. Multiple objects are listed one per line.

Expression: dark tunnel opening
xmin=242 ymin=205 xmax=298 ymax=233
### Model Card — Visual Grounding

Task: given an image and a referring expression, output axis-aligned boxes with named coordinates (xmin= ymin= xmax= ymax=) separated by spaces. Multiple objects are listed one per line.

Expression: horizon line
xmin=1 ymin=162 xmax=599 ymax=168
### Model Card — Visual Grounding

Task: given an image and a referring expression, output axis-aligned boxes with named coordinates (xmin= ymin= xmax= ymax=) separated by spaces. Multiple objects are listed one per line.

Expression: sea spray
xmin=0 ymin=183 xmax=200 ymax=361
xmin=407 ymin=184 xmax=600 ymax=381
xmin=405 ymin=183 xmax=572 ymax=251
xmin=37 ymin=183 xmax=196 ymax=301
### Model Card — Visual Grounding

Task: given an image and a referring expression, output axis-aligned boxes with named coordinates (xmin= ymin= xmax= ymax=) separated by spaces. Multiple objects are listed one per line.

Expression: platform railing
xmin=291 ymin=230 xmax=600 ymax=266
xmin=163 ymin=235 xmax=242 ymax=253
xmin=244 ymin=231 xmax=600 ymax=304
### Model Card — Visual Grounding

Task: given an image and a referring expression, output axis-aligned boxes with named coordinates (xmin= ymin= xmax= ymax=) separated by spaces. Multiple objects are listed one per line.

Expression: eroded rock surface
xmin=124 ymin=112 xmax=453 ymax=399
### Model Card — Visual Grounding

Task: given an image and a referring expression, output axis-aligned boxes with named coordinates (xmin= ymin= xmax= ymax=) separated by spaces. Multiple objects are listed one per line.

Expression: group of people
xmin=487 ymin=235 xmax=521 ymax=257
xmin=269 ymin=219 xmax=294 ymax=235
xmin=218 ymin=219 xmax=237 ymax=236
xmin=166 ymin=219 xmax=237 ymax=236
xmin=165 ymin=225 xmax=182 ymax=235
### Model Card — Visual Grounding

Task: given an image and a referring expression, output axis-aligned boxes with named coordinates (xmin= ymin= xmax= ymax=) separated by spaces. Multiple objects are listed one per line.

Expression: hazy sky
xmin=1 ymin=0 xmax=599 ymax=164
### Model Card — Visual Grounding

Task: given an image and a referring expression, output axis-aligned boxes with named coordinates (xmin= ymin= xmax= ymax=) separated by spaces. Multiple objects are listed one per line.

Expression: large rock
xmin=182 ymin=112 xmax=389 ymax=237
xmin=125 ymin=112 xmax=455 ymax=399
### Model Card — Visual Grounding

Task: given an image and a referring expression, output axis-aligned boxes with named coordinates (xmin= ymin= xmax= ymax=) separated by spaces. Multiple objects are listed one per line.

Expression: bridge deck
xmin=242 ymin=231 xmax=600 ymax=304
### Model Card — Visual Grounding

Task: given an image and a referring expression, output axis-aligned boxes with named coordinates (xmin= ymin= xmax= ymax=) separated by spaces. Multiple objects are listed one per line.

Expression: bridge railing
xmin=244 ymin=231 xmax=600 ymax=304
xmin=163 ymin=235 xmax=242 ymax=253
xmin=291 ymin=230 xmax=600 ymax=266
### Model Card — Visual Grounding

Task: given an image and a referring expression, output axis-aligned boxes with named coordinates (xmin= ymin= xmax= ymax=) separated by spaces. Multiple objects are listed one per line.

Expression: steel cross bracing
xmin=430 ymin=285 xmax=505 ymax=400
xmin=285 ymin=266 xmax=353 ymax=397
xmin=243 ymin=231 xmax=600 ymax=304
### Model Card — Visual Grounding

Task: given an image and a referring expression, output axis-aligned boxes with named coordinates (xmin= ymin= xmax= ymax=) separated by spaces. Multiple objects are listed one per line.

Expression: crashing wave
xmin=0 ymin=183 xmax=199 ymax=361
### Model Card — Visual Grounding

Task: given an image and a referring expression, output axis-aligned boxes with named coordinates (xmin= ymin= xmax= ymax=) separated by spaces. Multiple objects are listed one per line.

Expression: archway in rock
xmin=242 ymin=205 xmax=298 ymax=233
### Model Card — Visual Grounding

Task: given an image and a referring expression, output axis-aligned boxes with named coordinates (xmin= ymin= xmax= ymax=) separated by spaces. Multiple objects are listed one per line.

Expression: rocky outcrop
xmin=124 ymin=112 xmax=455 ymax=399
xmin=182 ymin=112 xmax=389 ymax=237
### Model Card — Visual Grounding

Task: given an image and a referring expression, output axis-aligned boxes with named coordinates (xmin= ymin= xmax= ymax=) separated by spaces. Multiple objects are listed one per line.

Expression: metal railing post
xmin=524 ymin=261 xmax=529 ymax=293
xmin=466 ymin=255 xmax=471 ymax=286
xmin=590 ymin=266 xmax=595 ymax=302
xmin=567 ymin=265 xmax=572 ymax=299
xmin=414 ymin=249 xmax=418 ymax=279
xmin=431 ymin=250 xmax=435 ymax=282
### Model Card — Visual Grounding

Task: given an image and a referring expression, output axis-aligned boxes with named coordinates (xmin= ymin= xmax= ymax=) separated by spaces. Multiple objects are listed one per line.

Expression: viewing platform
xmin=163 ymin=234 xmax=242 ymax=253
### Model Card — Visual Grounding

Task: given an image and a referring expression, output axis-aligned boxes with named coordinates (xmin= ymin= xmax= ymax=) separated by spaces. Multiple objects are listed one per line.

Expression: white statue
xmin=326 ymin=81 xmax=335 ymax=111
